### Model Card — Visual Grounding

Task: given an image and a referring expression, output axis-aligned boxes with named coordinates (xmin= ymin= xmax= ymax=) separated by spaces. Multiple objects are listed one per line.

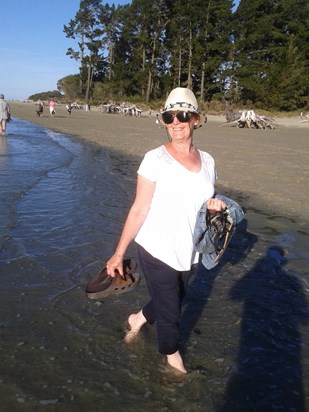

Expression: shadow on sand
xmin=182 ymin=220 xmax=308 ymax=411
xmin=219 ymin=245 xmax=308 ymax=411
xmin=181 ymin=219 xmax=256 ymax=348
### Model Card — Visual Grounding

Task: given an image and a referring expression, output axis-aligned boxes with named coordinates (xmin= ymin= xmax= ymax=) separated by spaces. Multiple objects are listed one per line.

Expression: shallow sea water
xmin=0 ymin=119 xmax=308 ymax=411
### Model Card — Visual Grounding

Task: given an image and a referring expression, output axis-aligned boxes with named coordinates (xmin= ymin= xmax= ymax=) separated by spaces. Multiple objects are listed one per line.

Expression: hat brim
xmin=194 ymin=112 xmax=207 ymax=128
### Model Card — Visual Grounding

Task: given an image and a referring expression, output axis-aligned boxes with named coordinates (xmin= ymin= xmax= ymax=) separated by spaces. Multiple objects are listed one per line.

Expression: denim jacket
xmin=193 ymin=194 xmax=244 ymax=270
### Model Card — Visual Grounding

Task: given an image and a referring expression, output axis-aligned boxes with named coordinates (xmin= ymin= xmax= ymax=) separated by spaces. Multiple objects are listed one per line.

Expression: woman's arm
xmin=106 ymin=174 xmax=155 ymax=277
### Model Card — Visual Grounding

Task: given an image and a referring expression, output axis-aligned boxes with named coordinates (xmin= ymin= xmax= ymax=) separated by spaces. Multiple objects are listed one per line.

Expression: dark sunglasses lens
xmin=162 ymin=111 xmax=192 ymax=124
xmin=162 ymin=112 xmax=174 ymax=124
xmin=177 ymin=112 xmax=192 ymax=122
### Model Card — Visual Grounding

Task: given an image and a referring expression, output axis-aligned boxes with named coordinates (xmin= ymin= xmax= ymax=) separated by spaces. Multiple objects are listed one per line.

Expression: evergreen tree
xmin=111 ymin=3 xmax=147 ymax=98
xmin=233 ymin=0 xmax=308 ymax=110
xmin=111 ymin=0 xmax=169 ymax=101
xmin=196 ymin=0 xmax=234 ymax=101
xmin=63 ymin=0 xmax=105 ymax=103
xmin=163 ymin=0 xmax=233 ymax=101
xmin=62 ymin=0 xmax=308 ymax=110
xmin=97 ymin=3 xmax=121 ymax=82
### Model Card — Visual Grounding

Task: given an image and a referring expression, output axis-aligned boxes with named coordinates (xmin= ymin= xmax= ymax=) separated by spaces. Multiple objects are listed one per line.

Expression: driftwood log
xmin=224 ymin=110 xmax=279 ymax=129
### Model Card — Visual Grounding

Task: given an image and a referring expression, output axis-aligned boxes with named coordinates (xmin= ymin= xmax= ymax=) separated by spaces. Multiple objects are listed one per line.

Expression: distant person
xmin=0 ymin=94 xmax=11 ymax=136
xmin=49 ymin=99 xmax=56 ymax=116
xmin=66 ymin=103 xmax=72 ymax=117
xmin=36 ymin=99 xmax=44 ymax=117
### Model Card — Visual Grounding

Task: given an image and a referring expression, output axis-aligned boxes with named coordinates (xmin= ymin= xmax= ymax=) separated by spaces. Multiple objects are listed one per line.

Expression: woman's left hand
xmin=207 ymin=198 xmax=226 ymax=215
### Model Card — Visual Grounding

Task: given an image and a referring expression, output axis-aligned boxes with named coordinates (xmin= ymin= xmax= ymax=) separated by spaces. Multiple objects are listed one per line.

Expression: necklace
xmin=174 ymin=145 xmax=195 ymax=157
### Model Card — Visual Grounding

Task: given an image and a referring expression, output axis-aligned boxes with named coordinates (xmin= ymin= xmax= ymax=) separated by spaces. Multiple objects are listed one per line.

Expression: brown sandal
xmin=85 ymin=258 xmax=140 ymax=299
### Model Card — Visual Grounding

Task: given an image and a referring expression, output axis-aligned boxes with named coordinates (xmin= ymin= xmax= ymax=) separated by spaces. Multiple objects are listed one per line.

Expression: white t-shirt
xmin=135 ymin=145 xmax=216 ymax=270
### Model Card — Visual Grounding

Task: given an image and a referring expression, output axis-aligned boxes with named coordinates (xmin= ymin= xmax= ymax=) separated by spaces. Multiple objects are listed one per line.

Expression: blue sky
xmin=1 ymin=0 xmax=239 ymax=100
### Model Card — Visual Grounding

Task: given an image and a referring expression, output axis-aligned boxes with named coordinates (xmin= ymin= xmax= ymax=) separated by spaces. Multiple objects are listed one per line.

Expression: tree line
xmin=56 ymin=0 xmax=308 ymax=112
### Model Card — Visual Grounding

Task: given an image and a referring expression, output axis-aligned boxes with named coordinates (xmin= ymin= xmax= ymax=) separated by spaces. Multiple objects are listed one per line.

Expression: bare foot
xmin=124 ymin=310 xmax=147 ymax=343
xmin=166 ymin=351 xmax=187 ymax=374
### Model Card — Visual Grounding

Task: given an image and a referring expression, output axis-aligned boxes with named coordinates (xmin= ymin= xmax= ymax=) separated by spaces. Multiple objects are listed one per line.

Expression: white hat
xmin=162 ymin=87 xmax=206 ymax=128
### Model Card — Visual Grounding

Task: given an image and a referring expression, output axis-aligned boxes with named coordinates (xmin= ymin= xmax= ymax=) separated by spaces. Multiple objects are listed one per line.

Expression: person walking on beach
xmin=106 ymin=87 xmax=226 ymax=374
xmin=66 ymin=103 xmax=72 ymax=117
xmin=36 ymin=99 xmax=44 ymax=117
xmin=0 ymin=94 xmax=11 ymax=136
xmin=49 ymin=99 xmax=56 ymax=117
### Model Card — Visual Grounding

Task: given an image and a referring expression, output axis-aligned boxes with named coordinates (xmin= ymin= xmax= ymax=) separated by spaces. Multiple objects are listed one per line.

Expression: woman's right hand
xmin=106 ymin=253 xmax=124 ymax=278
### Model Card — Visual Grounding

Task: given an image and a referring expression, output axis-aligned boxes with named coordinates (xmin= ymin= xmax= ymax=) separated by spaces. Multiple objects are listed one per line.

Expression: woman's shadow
xmin=180 ymin=219 xmax=308 ymax=410
xmin=218 ymin=246 xmax=308 ymax=411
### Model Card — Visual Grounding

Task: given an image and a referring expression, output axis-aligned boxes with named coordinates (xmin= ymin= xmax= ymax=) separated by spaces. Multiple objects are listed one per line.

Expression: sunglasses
xmin=162 ymin=111 xmax=194 ymax=124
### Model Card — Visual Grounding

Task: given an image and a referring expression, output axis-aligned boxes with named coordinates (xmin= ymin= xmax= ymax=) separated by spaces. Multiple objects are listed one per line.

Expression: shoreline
xmin=8 ymin=101 xmax=309 ymax=222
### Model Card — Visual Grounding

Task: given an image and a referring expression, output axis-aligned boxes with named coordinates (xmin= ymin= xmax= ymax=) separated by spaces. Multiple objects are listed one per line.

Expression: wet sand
xmin=10 ymin=101 xmax=309 ymax=223
xmin=3 ymin=103 xmax=308 ymax=410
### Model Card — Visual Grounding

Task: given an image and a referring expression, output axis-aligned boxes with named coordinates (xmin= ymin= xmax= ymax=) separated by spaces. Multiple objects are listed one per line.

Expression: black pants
xmin=137 ymin=245 xmax=195 ymax=355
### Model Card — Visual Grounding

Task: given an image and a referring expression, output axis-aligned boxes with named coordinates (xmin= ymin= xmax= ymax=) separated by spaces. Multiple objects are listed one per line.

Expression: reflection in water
xmin=220 ymin=247 xmax=309 ymax=412
xmin=0 ymin=137 xmax=8 ymax=178
xmin=0 ymin=135 xmax=7 ymax=155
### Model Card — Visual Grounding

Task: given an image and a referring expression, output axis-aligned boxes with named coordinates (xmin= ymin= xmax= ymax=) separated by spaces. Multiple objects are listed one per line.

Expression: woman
xmin=36 ymin=99 xmax=44 ymax=117
xmin=106 ymin=87 xmax=226 ymax=374
xmin=49 ymin=99 xmax=56 ymax=116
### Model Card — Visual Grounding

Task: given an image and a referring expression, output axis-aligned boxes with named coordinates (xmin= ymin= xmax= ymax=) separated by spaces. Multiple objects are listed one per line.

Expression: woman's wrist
xmin=114 ymin=252 xmax=124 ymax=258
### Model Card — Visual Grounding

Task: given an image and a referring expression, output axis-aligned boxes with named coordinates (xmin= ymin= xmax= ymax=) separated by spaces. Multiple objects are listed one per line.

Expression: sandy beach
xmin=9 ymin=101 xmax=309 ymax=223
xmin=2 ymin=102 xmax=308 ymax=410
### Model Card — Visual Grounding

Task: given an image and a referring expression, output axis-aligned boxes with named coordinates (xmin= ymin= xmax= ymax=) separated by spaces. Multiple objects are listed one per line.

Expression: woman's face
xmin=165 ymin=111 xmax=199 ymax=142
